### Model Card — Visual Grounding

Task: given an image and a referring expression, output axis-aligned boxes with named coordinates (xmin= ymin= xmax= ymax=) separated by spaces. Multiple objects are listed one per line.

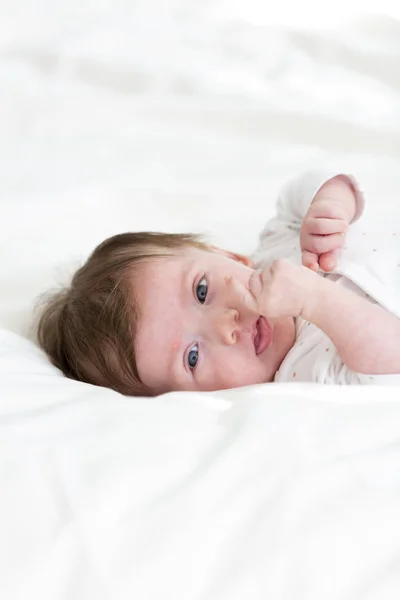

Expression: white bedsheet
xmin=1 ymin=2 xmax=400 ymax=598
xmin=1 ymin=329 xmax=400 ymax=599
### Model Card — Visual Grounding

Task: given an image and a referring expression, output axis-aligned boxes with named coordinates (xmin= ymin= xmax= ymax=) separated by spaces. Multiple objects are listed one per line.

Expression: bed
xmin=1 ymin=2 xmax=400 ymax=598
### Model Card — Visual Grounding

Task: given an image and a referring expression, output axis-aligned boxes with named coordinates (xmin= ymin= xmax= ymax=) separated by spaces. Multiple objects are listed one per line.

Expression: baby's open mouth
xmin=254 ymin=316 xmax=273 ymax=355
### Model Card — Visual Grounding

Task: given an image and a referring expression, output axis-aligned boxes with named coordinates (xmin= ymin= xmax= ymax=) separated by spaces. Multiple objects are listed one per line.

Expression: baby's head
xmin=37 ymin=232 xmax=294 ymax=396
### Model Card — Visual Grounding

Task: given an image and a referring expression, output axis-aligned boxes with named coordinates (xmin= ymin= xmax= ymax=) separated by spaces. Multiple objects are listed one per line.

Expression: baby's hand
xmin=228 ymin=259 xmax=319 ymax=320
xmin=300 ymin=198 xmax=350 ymax=272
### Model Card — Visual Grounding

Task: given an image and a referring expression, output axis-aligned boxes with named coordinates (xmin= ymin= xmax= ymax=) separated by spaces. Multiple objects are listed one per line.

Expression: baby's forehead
xmin=136 ymin=245 xmax=207 ymax=279
xmin=131 ymin=252 xmax=191 ymax=307
xmin=132 ymin=245 xmax=219 ymax=312
xmin=133 ymin=256 xmax=189 ymax=390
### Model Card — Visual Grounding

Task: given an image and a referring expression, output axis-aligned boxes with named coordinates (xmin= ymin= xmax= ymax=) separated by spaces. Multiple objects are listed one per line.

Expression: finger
xmin=304 ymin=232 xmax=345 ymax=255
xmin=225 ymin=276 xmax=259 ymax=313
xmin=248 ymin=269 xmax=263 ymax=297
xmin=305 ymin=217 xmax=348 ymax=236
xmin=318 ymin=249 xmax=340 ymax=272
xmin=302 ymin=250 xmax=319 ymax=272
xmin=308 ymin=199 xmax=349 ymax=221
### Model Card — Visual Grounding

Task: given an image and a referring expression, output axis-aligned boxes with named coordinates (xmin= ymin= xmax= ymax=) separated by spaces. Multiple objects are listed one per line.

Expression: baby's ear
xmin=210 ymin=246 xmax=253 ymax=267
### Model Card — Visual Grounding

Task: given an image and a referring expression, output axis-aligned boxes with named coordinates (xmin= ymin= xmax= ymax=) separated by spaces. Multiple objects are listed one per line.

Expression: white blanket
xmin=1 ymin=2 xmax=400 ymax=598
xmin=1 ymin=329 xmax=400 ymax=599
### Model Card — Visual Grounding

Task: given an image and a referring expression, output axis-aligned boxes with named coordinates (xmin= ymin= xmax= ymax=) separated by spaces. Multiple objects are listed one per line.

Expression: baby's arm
xmin=303 ymin=274 xmax=400 ymax=374
xmin=232 ymin=260 xmax=400 ymax=375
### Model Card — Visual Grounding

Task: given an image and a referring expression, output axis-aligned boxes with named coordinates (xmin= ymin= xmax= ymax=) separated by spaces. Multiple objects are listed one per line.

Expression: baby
xmin=37 ymin=169 xmax=400 ymax=395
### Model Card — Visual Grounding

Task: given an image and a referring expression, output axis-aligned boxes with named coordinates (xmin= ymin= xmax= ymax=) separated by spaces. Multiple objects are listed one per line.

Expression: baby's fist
xmin=300 ymin=198 xmax=349 ymax=272
xmin=229 ymin=259 xmax=319 ymax=320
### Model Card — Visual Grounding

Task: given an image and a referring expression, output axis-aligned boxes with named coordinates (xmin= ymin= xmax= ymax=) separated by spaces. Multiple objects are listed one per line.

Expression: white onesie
xmin=251 ymin=169 xmax=400 ymax=385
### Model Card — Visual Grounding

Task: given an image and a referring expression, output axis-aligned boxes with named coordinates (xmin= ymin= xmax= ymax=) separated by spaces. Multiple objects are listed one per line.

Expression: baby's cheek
xmin=216 ymin=354 xmax=264 ymax=389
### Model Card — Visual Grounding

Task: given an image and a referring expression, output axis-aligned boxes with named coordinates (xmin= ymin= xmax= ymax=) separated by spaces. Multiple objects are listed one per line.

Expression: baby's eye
xmin=187 ymin=344 xmax=199 ymax=370
xmin=196 ymin=276 xmax=208 ymax=304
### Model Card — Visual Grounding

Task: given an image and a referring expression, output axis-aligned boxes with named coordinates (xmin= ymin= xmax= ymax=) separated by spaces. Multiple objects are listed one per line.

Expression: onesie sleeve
xmin=252 ymin=169 xmax=365 ymax=268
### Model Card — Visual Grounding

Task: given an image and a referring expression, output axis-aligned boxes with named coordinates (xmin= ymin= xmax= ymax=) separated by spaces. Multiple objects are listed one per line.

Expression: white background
xmin=1 ymin=0 xmax=400 ymax=336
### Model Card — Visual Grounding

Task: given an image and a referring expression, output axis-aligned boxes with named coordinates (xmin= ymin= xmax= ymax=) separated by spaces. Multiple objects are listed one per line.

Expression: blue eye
xmin=187 ymin=344 xmax=199 ymax=370
xmin=196 ymin=277 xmax=208 ymax=304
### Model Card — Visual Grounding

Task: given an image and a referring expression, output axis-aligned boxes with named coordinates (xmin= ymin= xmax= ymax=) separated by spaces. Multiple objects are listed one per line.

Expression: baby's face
xmin=134 ymin=247 xmax=295 ymax=394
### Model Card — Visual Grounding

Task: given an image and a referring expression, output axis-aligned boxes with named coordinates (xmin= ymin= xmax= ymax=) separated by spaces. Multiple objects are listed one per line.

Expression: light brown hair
xmin=36 ymin=232 xmax=207 ymax=396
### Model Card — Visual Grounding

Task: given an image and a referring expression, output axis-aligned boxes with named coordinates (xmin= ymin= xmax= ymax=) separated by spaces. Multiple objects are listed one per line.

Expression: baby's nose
xmin=214 ymin=308 xmax=239 ymax=345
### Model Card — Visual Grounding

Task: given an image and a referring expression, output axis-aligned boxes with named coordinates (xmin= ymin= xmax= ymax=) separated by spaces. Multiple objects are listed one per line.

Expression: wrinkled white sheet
xmin=1 ymin=2 xmax=400 ymax=599
xmin=1 ymin=329 xmax=400 ymax=600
